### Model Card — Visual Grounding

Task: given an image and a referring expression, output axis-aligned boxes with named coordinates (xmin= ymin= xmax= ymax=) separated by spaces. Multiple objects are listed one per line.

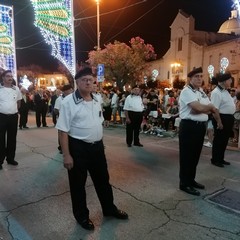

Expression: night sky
xmin=0 ymin=0 xmax=233 ymax=72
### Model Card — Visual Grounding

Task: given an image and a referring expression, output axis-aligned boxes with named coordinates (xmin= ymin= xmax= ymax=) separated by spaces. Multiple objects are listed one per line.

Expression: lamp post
xmin=95 ymin=0 xmax=101 ymax=50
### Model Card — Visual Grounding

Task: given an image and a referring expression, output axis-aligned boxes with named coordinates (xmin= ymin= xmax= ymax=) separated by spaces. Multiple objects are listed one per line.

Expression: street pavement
xmin=0 ymin=113 xmax=240 ymax=240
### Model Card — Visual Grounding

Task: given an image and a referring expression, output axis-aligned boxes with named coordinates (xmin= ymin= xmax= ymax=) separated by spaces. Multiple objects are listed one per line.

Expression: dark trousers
xmin=35 ymin=108 xmax=47 ymax=127
xmin=0 ymin=113 xmax=18 ymax=164
xmin=68 ymin=137 xmax=117 ymax=221
xmin=212 ymin=114 xmax=234 ymax=164
xmin=179 ymin=120 xmax=206 ymax=186
xmin=52 ymin=111 xmax=57 ymax=125
xmin=126 ymin=111 xmax=143 ymax=145
xmin=19 ymin=109 xmax=29 ymax=127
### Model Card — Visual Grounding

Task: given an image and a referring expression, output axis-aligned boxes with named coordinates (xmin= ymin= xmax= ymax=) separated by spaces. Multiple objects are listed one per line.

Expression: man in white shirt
xmin=178 ymin=67 xmax=222 ymax=196
xmin=0 ymin=70 xmax=22 ymax=169
xmin=56 ymin=67 xmax=128 ymax=230
xmin=124 ymin=86 xmax=144 ymax=147
xmin=210 ymin=73 xmax=235 ymax=167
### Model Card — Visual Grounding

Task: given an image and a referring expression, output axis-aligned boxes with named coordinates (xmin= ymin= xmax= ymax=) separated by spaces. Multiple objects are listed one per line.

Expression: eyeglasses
xmin=80 ymin=77 xmax=94 ymax=83
xmin=4 ymin=75 xmax=13 ymax=78
xmin=194 ymin=74 xmax=203 ymax=78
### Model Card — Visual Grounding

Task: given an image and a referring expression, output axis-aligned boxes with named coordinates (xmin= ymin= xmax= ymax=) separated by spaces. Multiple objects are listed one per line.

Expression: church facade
xmin=148 ymin=9 xmax=240 ymax=88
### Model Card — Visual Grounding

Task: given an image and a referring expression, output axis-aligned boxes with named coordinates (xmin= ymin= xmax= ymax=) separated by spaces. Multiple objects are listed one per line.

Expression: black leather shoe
xmin=0 ymin=165 xmax=2 ymax=170
xmin=192 ymin=181 xmax=205 ymax=189
xmin=78 ymin=219 xmax=94 ymax=230
xmin=127 ymin=144 xmax=131 ymax=147
xmin=23 ymin=126 xmax=29 ymax=129
xmin=104 ymin=209 xmax=128 ymax=219
xmin=7 ymin=160 xmax=18 ymax=166
xmin=134 ymin=143 xmax=143 ymax=147
xmin=211 ymin=162 xmax=224 ymax=168
xmin=179 ymin=185 xmax=200 ymax=196
xmin=222 ymin=160 xmax=230 ymax=165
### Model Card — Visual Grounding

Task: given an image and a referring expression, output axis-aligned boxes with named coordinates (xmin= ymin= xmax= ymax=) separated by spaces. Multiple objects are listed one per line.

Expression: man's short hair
xmin=61 ymin=84 xmax=72 ymax=92
xmin=75 ymin=67 xmax=93 ymax=80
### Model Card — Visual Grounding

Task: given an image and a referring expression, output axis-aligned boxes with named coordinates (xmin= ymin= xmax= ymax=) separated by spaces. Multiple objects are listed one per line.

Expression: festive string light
xmin=30 ymin=0 xmax=76 ymax=76
xmin=0 ymin=5 xmax=17 ymax=79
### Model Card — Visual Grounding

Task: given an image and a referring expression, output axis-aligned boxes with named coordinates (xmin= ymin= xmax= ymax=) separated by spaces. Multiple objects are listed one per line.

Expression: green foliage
xmin=87 ymin=37 xmax=156 ymax=89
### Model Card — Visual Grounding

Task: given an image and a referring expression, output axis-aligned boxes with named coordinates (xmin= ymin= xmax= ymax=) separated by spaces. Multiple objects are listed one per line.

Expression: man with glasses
xmin=178 ymin=67 xmax=222 ymax=196
xmin=56 ymin=67 xmax=128 ymax=230
xmin=0 ymin=70 xmax=22 ymax=170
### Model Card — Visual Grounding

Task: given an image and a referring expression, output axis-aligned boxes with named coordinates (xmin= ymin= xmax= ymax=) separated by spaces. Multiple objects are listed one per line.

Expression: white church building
xmin=149 ymin=9 xmax=240 ymax=88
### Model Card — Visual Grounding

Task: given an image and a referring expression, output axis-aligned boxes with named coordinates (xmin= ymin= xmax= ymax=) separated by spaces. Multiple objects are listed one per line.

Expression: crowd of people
xmin=1 ymin=67 xmax=240 ymax=229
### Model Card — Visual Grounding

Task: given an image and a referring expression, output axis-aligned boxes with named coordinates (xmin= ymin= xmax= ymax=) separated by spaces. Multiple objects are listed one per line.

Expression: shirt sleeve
xmin=211 ymin=91 xmax=221 ymax=110
xmin=180 ymin=88 xmax=197 ymax=105
xmin=123 ymin=96 xmax=130 ymax=110
xmin=17 ymin=88 xmax=22 ymax=101
xmin=55 ymin=100 xmax=71 ymax=132
xmin=54 ymin=97 xmax=61 ymax=110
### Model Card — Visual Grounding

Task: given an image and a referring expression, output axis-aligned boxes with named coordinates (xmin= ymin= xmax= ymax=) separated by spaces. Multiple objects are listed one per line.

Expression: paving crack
xmin=2 ymin=191 xmax=69 ymax=240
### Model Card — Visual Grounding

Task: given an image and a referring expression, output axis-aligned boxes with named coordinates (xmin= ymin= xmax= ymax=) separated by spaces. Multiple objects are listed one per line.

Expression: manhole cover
xmin=207 ymin=189 xmax=240 ymax=213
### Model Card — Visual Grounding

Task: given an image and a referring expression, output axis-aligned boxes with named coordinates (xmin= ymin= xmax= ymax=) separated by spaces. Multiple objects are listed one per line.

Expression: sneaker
xmin=203 ymin=142 xmax=212 ymax=148
xmin=157 ymin=133 xmax=164 ymax=137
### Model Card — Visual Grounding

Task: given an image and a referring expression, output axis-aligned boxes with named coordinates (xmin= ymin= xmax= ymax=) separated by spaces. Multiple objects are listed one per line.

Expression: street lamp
xmin=95 ymin=0 xmax=101 ymax=50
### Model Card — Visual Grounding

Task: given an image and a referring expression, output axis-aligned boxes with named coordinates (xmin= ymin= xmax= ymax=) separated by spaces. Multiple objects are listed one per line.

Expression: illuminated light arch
xmin=30 ymin=0 xmax=76 ymax=77
xmin=0 ymin=5 xmax=17 ymax=80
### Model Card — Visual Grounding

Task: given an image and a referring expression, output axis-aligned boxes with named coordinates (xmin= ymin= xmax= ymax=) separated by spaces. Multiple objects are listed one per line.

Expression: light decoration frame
xmin=207 ymin=65 xmax=214 ymax=79
xmin=0 ymin=4 xmax=17 ymax=80
xmin=30 ymin=0 xmax=76 ymax=77
xmin=220 ymin=57 xmax=229 ymax=73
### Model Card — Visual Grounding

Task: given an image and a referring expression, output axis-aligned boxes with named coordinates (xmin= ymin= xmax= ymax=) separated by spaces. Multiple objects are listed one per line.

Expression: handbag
xmin=234 ymin=110 xmax=240 ymax=121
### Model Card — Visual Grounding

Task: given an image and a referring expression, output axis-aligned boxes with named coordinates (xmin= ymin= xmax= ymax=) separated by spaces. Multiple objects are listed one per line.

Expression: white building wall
xmin=146 ymin=10 xmax=240 ymax=88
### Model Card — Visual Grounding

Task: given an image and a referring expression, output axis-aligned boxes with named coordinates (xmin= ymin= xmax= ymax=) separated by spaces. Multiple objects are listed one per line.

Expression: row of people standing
xmin=178 ymin=67 xmax=236 ymax=196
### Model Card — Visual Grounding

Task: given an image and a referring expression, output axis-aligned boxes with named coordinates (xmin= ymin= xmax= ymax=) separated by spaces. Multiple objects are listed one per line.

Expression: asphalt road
xmin=0 ymin=114 xmax=240 ymax=240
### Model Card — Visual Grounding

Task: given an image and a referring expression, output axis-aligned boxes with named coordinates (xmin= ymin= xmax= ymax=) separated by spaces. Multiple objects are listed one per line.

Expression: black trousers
xmin=52 ymin=111 xmax=57 ymax=125
xmin=126 ymin=111 xmax=143 ymax=145
xmin=35 ymin=107 xmax=47 ymax=127
xmin=0 ymin=113 xmax=18 ymax=164
xmin=179 ymin=120 xmax=206 ymax=186
xmin=67 ymin=137 xmax=117 ymax=221
xmin=19 ymin=109 xmax=29 ymax=127
xmin=212 ymin=114 xmax=234 ymax=164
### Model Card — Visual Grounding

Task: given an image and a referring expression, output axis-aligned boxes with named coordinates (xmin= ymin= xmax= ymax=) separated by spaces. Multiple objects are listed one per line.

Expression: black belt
xmin=77 ymin=139 xmax=102 ymax=145
xmin=181 ymin=119 xmax=206 ymax=125
xmin=0 ymin=112 xmax=17 ymax=116
xmin=220 ymin=113 xmax=233 ymax=116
